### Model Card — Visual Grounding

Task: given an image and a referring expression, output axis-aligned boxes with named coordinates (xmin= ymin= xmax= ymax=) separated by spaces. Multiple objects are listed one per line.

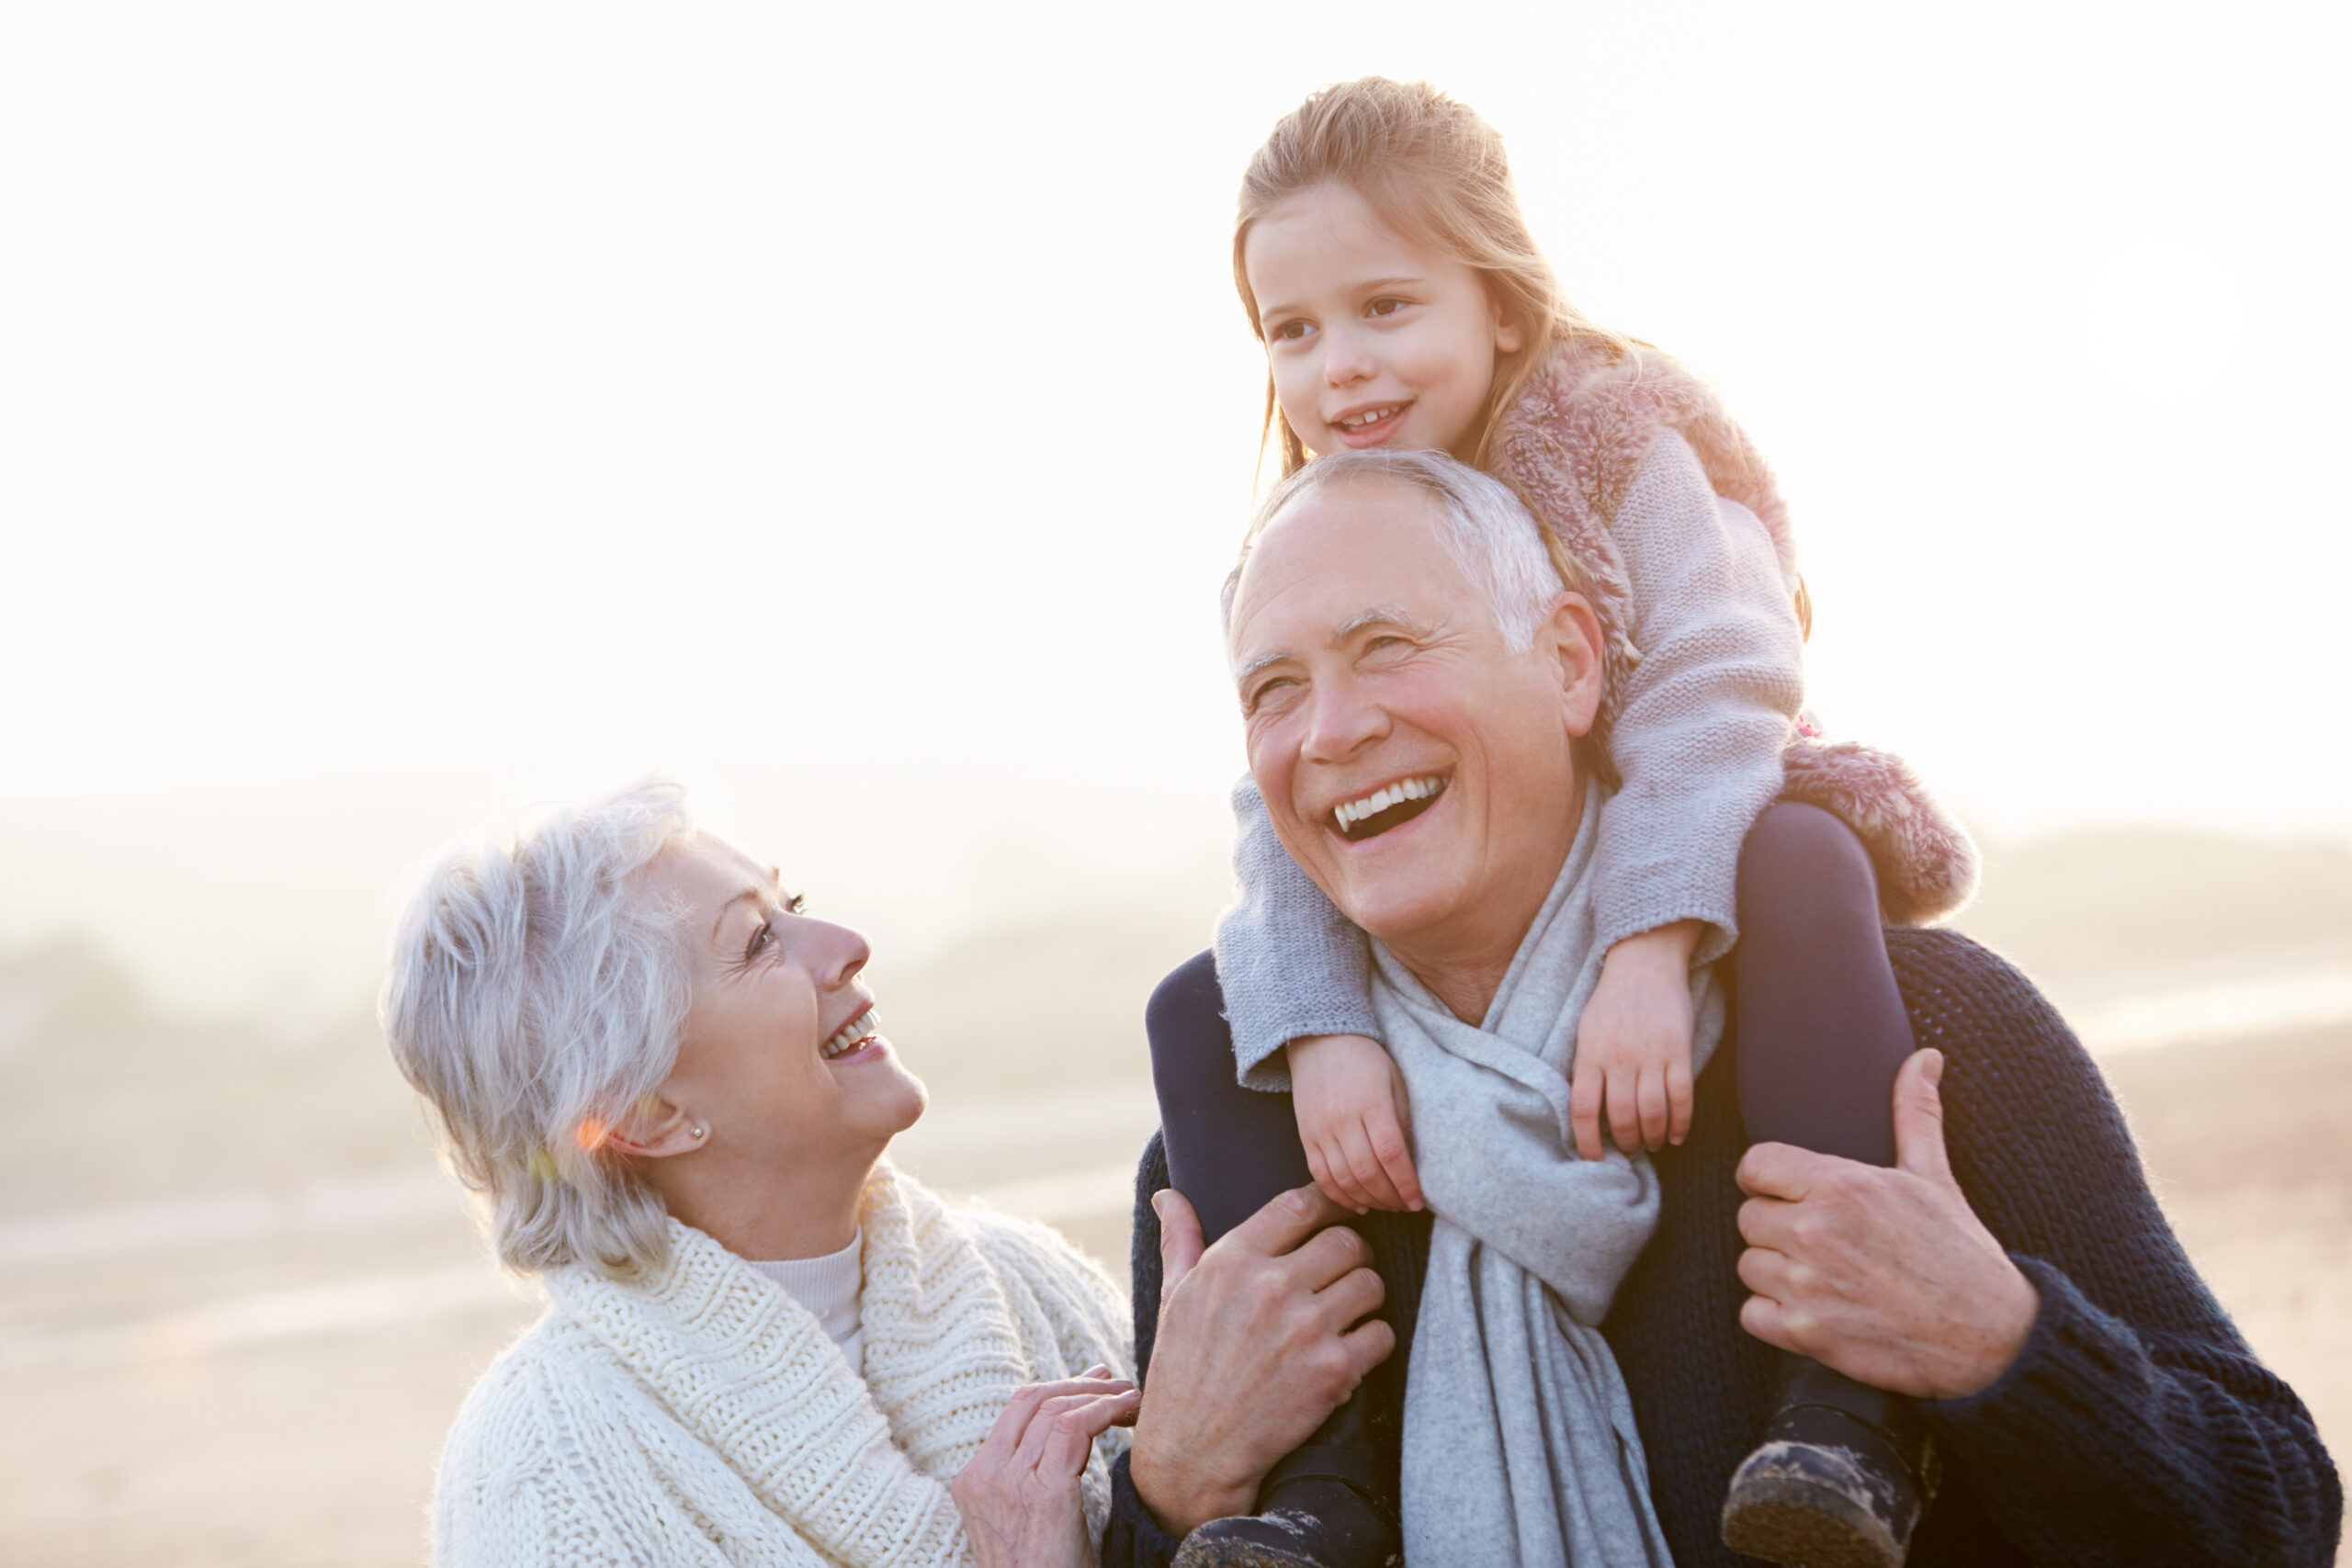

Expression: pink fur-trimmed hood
xmin=1492 ymin=339 xmax=1978 ymax=925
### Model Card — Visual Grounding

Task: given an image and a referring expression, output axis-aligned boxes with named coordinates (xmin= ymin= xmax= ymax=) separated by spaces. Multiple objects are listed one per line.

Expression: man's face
xmin=1227 ymin=479 xmax=1603 ymax=972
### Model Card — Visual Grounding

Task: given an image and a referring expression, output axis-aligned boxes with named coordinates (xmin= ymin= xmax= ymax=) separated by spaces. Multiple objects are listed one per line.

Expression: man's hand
xmin=1128 ymin=1185 xmax=1395 ymax=1538
xmin=1570 ymin=920 xmax=1700 ymax=1159
xmin=1735 ymin=1048 xmax=2041 ymax=1400
xmin=1288 ymin=1033 xmax=1423 ymax=1213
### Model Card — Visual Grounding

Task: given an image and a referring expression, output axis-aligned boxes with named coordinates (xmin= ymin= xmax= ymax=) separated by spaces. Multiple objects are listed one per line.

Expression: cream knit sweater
xmin=433 ymin=1162 xmax=1134 ymax=1567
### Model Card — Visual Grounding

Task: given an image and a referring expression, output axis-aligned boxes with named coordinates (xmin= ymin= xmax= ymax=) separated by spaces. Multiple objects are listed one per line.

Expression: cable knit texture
xmin=433 ymin=1161 xmax=1133 ymax=1567
xmin=1108 ymin=930 xmax=2343 ymax=1568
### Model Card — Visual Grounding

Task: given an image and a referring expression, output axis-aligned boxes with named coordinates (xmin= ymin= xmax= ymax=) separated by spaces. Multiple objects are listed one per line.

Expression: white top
xmin=748 ymin=1228 xmax=865 ymax=1372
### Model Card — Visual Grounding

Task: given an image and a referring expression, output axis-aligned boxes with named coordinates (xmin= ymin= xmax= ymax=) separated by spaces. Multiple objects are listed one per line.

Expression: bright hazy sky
xmin=5 ymin=1 xmax=2347 ymax=840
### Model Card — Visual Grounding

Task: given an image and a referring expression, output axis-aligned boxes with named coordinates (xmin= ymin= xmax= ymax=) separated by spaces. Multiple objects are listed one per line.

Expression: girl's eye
xmin=1367 ymin=297 xmax=1409 ymax=319
xmin=1269 ymin=318 xmax=1314 ymax=344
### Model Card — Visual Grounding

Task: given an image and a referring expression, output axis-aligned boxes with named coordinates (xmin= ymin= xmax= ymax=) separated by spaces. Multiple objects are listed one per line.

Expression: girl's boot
xmin=1719 ymin=1357 xmax=1939 ymax=1568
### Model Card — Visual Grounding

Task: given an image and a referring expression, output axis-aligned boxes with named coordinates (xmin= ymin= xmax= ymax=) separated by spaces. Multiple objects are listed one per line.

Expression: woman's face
xmin=643 ymin=834 xmax=925 ymax=1176
xmin=1244 ymin=181 xmax=1521 ymax=462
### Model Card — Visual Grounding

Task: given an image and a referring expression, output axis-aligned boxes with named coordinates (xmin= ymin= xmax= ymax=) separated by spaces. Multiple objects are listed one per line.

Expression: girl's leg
xmin=1145 ymin=951 xmax=1402 ymax=1568
xmin=1147 ymin=950 xmax=1313 ymax=1244
xmin=1733 ymin=801 xmax=1914 ymax=1165
xmin=1723 ymin=802 xmax=1936 ymax=1568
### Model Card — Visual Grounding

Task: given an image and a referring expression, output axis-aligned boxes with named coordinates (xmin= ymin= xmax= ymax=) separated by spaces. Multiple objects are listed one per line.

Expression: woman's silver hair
xmin=1221 ymin=448 xmax=1566 ymax=649
xmin=380 ymin=778 xmax=695 ymax=1280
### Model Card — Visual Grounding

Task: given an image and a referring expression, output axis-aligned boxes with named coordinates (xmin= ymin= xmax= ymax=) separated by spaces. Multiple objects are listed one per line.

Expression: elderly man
xmin=1101 ymin=450 xmax=2340 ymax=1567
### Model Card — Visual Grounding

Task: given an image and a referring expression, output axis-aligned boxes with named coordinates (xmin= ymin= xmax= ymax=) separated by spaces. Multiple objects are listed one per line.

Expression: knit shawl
xmin=1495 ymin=339 xmax=1981 ymax=926
xmin=432 ymin=1162 xmax=1133 ymax=1567
xmin=1374 ymin=785 xmax=1724 ymax=1567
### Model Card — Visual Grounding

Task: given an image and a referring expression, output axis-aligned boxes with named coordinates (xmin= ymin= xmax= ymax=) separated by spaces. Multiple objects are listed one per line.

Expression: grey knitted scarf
xmin=1370 ymin=786 xmax=1725 ymax=1565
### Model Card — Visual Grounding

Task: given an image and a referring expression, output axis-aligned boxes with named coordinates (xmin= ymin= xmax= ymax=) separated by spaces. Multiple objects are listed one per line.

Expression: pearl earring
xmin=691 ymin=1125 xmax=707 ymax=1140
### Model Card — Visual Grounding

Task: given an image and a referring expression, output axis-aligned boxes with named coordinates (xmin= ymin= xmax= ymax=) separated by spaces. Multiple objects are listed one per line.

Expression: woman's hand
xmin=1571 ymin=921 xmax=1702 ymax=1159
xmin=951 ymin=1368 xmax=1139 ymax=1568
xmin=1288 ymin=1032 xmax=1422 ymax=1213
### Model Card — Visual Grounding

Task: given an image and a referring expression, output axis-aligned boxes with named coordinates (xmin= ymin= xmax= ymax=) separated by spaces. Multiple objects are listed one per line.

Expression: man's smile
xmin=1331 ymin=773 xmax=1449 ymax=841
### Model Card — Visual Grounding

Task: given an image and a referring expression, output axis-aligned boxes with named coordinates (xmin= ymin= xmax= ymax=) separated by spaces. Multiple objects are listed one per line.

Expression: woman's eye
xmin=785 ymin=893 xmax=806 ymax=915
xmin=745 ymin=919 xmax=775 ymax=962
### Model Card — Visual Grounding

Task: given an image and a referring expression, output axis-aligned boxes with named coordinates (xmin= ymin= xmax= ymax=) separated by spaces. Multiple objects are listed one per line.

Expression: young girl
xmin=1145 ymin=79 xmax=1976 ymax=1568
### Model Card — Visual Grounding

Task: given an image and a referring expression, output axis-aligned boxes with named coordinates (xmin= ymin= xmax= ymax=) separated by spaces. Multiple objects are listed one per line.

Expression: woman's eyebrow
xmin=707 ymin=868 xmax=785 ymax=943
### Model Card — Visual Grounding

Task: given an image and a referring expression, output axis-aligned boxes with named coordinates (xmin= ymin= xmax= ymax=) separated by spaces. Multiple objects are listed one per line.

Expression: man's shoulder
xmin=1883 ymin=927 xmax=2080 ymax=1061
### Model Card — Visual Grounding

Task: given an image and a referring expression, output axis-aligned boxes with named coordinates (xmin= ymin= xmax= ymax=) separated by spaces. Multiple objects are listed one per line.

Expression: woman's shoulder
xmin=435 ymin=1301 xmax=632 ymax=1483
xmin=892 ymin=1166 xmax=1123 ymax=1298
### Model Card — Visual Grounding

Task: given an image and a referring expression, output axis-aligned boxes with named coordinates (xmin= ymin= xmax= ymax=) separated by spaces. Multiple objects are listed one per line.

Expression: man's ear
xmin=1541 ymin=591 xmax=1607 ymax=738
xmin=603 ymin=1094 xmax=705 ymax=1161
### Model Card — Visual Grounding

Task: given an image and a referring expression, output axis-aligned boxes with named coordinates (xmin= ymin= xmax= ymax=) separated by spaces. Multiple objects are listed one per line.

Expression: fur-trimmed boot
xmin=1719 ymin=1358 xmax=1940 ymax=1568
xmin=1171 ymin=1385 xmax=1402 ymax=1568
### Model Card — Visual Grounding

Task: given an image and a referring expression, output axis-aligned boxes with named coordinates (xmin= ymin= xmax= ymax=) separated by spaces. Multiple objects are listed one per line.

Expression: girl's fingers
xmin=1332 ymin=1127 xmax=1380 ymax=1213
xmin=1340 ymin=1122 xmax=1398 ymax=1211
xmin=1606 ymin=1066 xmax=1643 ymax=1156
xmin=1569 ymin=1059 xmax=1605 ymax=1162
xmin=1637 ymin=1065 xmax=1669 ymax=1151
xmin=1667 ymin=1059 xmax=1694 ymax=1146
xmin=1369 ymin=1105 xmax=1423 ymax=1211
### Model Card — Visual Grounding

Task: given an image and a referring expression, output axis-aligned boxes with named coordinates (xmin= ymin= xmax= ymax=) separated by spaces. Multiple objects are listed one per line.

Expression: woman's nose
xmin=811 ymin=920 xmax=872 ymax=993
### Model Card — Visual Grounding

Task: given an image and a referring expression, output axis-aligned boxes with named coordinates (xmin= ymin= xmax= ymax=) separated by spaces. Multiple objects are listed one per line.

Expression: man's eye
xmin=1247 ymin=675 xmax=1296 ymax=708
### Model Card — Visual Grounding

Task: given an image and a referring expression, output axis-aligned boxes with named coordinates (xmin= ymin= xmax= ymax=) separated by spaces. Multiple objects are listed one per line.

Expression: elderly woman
xmin=381 ymin=780 xmax=1148 ymax=1567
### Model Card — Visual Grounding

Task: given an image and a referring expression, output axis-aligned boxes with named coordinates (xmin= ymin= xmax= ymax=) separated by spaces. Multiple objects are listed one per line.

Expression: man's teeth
xmin=1333 ymin=776 xmax=1446 ymax=829
xmin=821 ymin=1009 xmax=880 ymax=1059
xmin=1340 ymin=404 xmax=1404 ymax=429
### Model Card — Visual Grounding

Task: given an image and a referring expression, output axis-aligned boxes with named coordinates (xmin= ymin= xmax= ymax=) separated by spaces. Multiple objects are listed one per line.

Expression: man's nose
xmin=1300 ymin=675 xmax=1388 ymax=762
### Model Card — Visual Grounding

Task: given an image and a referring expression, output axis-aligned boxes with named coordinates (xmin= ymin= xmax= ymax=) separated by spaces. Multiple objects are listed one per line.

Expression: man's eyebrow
xmin=708 ymin=866 xmax=785 ymax=943
xmin=1235 ymin=606 xmax=1430 ymax=691
xmin=1332 ymin=604 xmax=1432 ymax=641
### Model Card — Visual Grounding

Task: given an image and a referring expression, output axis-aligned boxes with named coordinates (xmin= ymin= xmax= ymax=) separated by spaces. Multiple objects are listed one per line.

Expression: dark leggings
xmin=1148 ymin=800 xmax=1915 ymax=1249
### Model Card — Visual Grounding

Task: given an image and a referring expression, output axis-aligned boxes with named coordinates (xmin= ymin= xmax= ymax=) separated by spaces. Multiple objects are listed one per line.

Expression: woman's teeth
xmin=1340 ymin=404 xmax=1405 ymax=429
xmin=1333 ymin=775 xmax=1447 ymax=838
xmin=821 ymin=1009 xmax=881 ymax=1060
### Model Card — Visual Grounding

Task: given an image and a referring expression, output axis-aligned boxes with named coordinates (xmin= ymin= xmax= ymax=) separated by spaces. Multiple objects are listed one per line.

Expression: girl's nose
xmin=1321 ymin=323 xmax=1375 ymax=387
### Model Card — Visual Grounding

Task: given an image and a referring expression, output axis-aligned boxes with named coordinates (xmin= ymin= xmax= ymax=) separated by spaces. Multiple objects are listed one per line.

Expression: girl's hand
xmin=1288 ymin=1033 xmax=1422 ymax=1213
xmin=1571 ymin=921 xmax=1702 ymax=1160
xmin=951 ymin=1367 xmax=1140 ymax=1568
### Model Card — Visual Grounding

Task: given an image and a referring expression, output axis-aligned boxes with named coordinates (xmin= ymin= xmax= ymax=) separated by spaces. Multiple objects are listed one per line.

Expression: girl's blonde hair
xmin=1234 ymin=77 xmax=1638 ymax=480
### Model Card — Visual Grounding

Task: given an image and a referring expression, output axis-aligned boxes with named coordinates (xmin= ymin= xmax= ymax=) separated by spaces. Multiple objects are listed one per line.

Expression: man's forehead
xmin=1231 ymin=483 xmax=1464 ymax=649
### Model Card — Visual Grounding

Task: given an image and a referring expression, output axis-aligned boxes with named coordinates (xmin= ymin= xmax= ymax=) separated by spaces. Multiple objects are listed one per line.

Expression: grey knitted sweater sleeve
xmin=1211 ymin=430 xmax=1804 ymax=1085
xmin=1213 ymin=773 xmax=1375 ymax=1089
xmin=1591 ymin=429 xmax=1805 ymax=965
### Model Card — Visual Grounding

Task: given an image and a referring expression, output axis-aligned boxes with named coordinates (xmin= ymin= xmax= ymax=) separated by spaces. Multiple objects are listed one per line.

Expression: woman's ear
xmin=1542 ymin=591 xmax=1607 ymax=737
xmin=604 ymin=1095 xmax=707 ymax=1160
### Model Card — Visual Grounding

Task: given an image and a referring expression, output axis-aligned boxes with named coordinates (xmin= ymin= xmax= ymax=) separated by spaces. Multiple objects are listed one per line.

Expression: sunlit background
xmin=3 ymin=3 xmax=2347 ymax=1563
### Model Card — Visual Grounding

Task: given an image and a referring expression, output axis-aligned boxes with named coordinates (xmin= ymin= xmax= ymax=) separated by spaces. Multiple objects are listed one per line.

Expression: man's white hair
xmin=380 ymin=778 xmax=695 ymax=1279
xmin=1221 ymin=447 xmax=1569 ymax=650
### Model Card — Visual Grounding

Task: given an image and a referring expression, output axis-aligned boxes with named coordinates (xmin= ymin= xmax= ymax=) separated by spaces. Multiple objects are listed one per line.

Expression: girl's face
xmin=1244 ymin=182 xmax=1522 ymax=462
